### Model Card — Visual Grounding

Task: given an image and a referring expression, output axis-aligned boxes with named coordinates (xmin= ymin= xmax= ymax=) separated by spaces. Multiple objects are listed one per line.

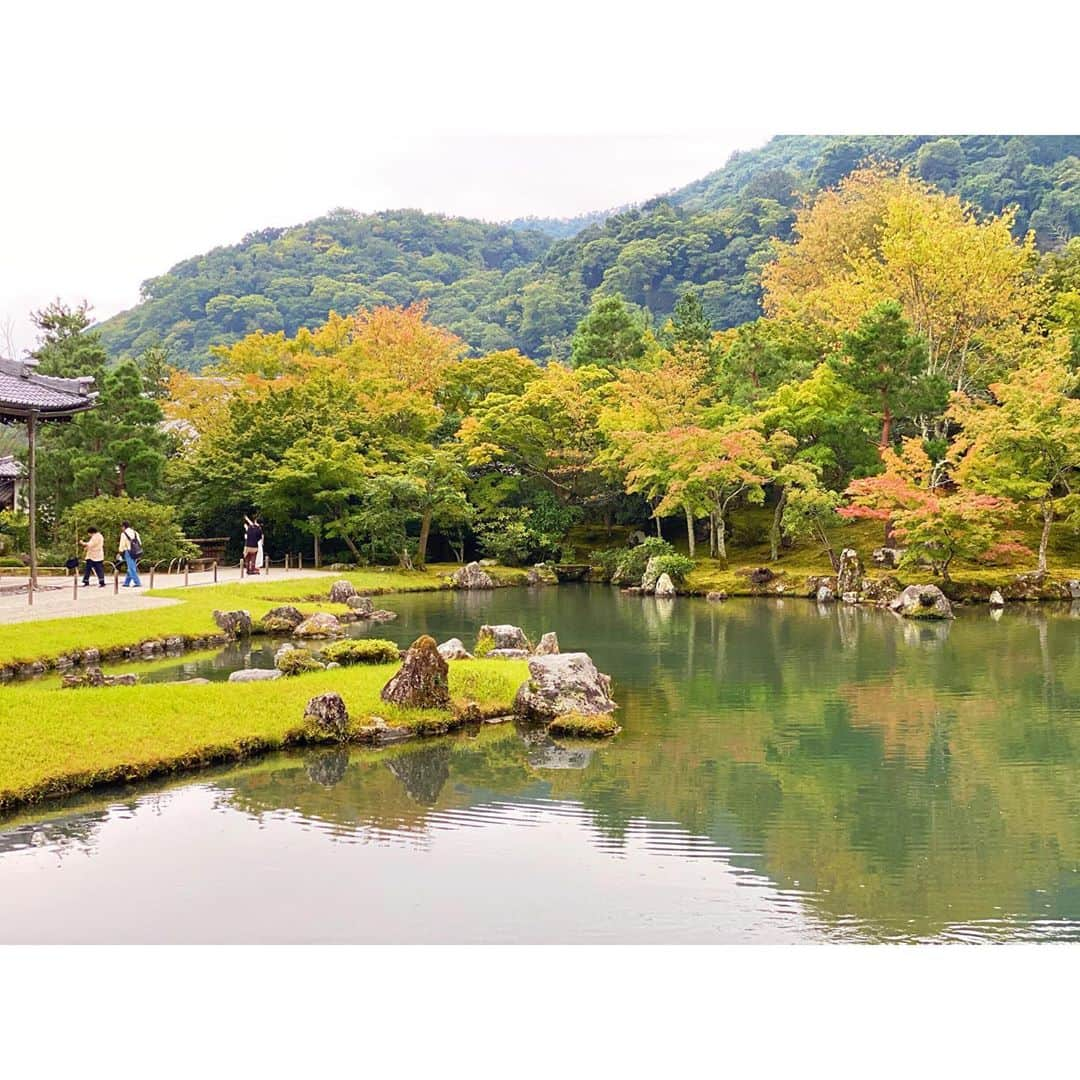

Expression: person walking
xmin=243 ymin=515 xmax=263 ymax=575
xmin=118 ymin=520 xmax=143 ymax=588
xmin=80 ymin=527 xmax=107 ymax=588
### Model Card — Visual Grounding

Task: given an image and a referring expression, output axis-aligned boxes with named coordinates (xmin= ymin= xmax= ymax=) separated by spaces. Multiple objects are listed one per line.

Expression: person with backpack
xmin=118 ymin=520 xmax=143 ymax=588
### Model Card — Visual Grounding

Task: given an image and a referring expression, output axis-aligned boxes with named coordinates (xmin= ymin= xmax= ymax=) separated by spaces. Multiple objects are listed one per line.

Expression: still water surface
xmin=3 ymin=587 xmax=1080 ymax=943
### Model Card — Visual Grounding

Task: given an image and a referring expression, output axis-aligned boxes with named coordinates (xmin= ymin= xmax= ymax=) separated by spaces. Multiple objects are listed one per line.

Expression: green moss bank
xmin=0 ymin=659 xmax=528 ymax=813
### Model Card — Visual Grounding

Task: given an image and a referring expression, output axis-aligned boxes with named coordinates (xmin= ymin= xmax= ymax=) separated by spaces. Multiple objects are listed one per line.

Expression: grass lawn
xmin=0 ymin=658 xmax=528 ymax=811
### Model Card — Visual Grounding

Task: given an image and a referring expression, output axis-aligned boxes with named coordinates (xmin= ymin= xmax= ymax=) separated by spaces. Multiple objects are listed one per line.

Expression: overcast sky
xmin=3 ymin=0 xmax=1073 ymax=357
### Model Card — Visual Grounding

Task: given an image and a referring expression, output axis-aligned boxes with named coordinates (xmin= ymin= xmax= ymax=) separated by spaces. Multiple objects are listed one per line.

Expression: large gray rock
xmin=477 ymin=624 xmax=532 ymax=654
xmin=1068 ymin=580 xmax=1080 ymax=600
xmin=346 ymin=595 xmax=374 ymax=615
xmin=213 ymin=610 xmax=253 ymax=638
xmin=304 ymin=693 xmax=350 ymax=738
xmin=816 ymin=585 xmax=835 ymax=603
xmin=437 ymin=637 xmax=473 ymax=660
xmin=872 ymin=547 xmax=906 ymax=569
xmin=381 ymin=635 xmax=451 ymax=709
xmin=835 ymin=549 xmax=863 ymax=596
xmin=889 ymin=584 xmax=954 ymax=620
xmin=641 ymin=556 xmax=663 ymax=593
xmin=513 ymin=653 xmax=616 ymax=721
xmin=989 ymin=590 xmax=1005 ymax=608
xmin=535 ymin=631 xmax=560 ymax=655
xmin=329 ymin=580 xmax=357 ymax=604
xmin=228 ymin=667 xmax=282 ymax=682
xmin=452 ymin=561 xmax=495 ymax=590
xmin=294 ymin=612 xmax=344 ymax=639
xmin=654 ymin=572 xmax=676 ymax=597
xmin=261 ymin=605 xmax=305 ymax=632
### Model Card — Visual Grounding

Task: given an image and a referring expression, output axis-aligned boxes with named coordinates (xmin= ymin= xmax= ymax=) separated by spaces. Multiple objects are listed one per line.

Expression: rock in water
xmin=641 ymin=556 xmax=663 ymax=593
xmin=304 ymin=693 xmax=350 ymax=738
xmin=816 ymin=585 xmax=835 ymax=603
xmin=889 ymin=584 xmax=954 ymax=620
xmin=294 ymin=612 xmax=344 ymax=639
xmin=61 ymin=667 xmax=138 ymax=689
xmin=654 ymin=572 xmax=676 ymax=597
xmin=835 ymin=549 xmax=863 ymax=596
xmin=228 ymin=667 xmax=282 ymax=682
xmin=437 ymin=637 xmax=473 ymax=660
xmin=706 ymin=591 xmax=727 ymax=602
xmin=329 ymin=580 xmax=356 ymax=604
xmin=346 ymin=595 xmax=374 ymax=614
xmin=305 ymin=747 xmax=349 ymax=786
xmin=989 ymin=590 xmax=1005 ymax=608
xmin=381 ymin=635 xmax=451 ymax=709
xmin=513 ymin=653 xmax=617 ymax=721
xmin=535 ymin=631 xmax=560 ymax=655
xmin=213 ymin=610 xmax=253 ymax=638
xmin=476 ymin=624 xmax=532 ymax=654
xmin=1068 ymin=580 xmax=1080 ymax=600
xmin=261 ymin=605 xmax=305 ymax=633
xmin=452 ymin=562 xmax=495 ymax=590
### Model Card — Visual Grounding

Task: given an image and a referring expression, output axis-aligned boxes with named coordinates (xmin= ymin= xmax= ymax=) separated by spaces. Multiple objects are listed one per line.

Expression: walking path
xmin=0 ymin=568 xmax=334 ymax=625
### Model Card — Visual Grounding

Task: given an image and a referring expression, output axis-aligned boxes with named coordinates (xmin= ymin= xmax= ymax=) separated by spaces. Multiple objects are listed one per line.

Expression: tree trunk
xmin=604 ymin=507 xmax=613 ymax=537
xmin=341 ymin=533 xmax=363 ymax=561
xmin=716 ymin=510 xmax=727 ymax=562
xmin=1038 ymin=498 xmax=1053 ymax=573
xmin=655 ymin=514 xmax=663 ymax=539
xmin=770 ymin=486 xmax=788 ymax=562
xmin=708 ymin=512 xmax=717 ymax=558
xmin=684 ymin=505 xmax=695 ymax=559
xmin=416 ymin=509 xmax=432 ymax=567
xmin=880 ymin=397 xmax=892 ymax=448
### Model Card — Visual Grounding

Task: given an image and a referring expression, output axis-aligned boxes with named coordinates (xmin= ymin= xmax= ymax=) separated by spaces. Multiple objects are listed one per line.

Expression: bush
xmin=276 ymin=649 xmax=325 ymax=676
xmin=0 ymin=556 xmax=23 ymax=568
xmin=0 ymin=510 xmax=29 ymax=555
xmin=57 ymin=496 xmax=197 ymax=565
xmin=320 ymin=638 xmax=400 ymax=666
xmin=650 ymin=554 xmax=694 ymax=583
xmin=612 ymin=537 xmax=676 ymax=584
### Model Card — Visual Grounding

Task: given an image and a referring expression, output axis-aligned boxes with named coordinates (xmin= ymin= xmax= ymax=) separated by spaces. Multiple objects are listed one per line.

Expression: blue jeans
xmin=123 ymin=551 xmax=142 ymax=587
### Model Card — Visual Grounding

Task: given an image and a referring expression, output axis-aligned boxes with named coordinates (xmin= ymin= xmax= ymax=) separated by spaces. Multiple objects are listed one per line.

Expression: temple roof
xmin=0 ymin=455 xmax=23 ymax=478
xmin=0 ymin=356 xmax=98 ymax=419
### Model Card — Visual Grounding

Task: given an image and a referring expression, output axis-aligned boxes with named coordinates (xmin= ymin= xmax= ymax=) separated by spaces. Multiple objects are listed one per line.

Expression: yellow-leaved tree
xmin=762 ymin=166 xmax=1043 ymax=395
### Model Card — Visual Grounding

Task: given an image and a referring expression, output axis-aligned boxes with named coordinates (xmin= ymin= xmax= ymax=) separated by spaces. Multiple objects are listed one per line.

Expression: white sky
xmin=3 ymin=0 xmax=1076 ymax=357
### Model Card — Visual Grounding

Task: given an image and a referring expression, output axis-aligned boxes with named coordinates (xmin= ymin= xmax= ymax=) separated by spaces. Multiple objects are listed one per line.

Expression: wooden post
xmin=213 ymin=561 xmax=218 ymax=583
xmin=113 ymin=565 xmax=119 ymax=593
xmin=27 ymin=411 xmax=36 ymax=606
xmin=184 ymin=562 xmax=189 ymax=587
xmin=72 ymin=569 xmax=78 ymax=601
xmin=149 ymin=565 xmax=155 ymax=589
xmin=298 ymin=552 xmax=303 ymax=571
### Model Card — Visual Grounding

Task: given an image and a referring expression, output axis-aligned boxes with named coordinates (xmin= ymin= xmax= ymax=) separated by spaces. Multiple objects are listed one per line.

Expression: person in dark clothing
xmin=243 ymin=515 xmax=264 ymax=574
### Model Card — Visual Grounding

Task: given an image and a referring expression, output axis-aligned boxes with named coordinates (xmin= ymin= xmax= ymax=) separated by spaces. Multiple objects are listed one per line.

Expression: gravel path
xmin=0 ymin=568 xmax=334 ymax=625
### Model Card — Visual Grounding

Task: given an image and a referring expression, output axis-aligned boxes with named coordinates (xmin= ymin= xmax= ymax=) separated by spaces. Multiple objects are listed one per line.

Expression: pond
xmin=3 ymin=586 xmax=1080 ymax=943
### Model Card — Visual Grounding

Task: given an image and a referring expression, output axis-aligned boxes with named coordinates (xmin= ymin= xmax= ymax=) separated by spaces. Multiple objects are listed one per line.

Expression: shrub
xmin=320 ymin=638 xmax=400 ymax=666
xmin=0 ymin=510 xmax=29 ymax=555
xmin=0 ymin=556 xmax=24 ymax=568
xmin=276 ymin=649 xmax=325 ymax=676
xmin=650 ymin=554 xmax=694 ymax=583
xmin=612 ymin=537 xmax=676 ymax=584
xmin=58 ymin=496 xmax=197 ymax=565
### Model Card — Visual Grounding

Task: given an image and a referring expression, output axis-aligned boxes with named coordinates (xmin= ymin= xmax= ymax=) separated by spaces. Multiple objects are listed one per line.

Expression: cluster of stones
xmin=439 ymin=624 xmax=561 ymax=662
xmin=806 ymin=550 xmax=954 ymax=619
xmin=61 ymin=666 xmax=139 ymax=689
xmin=620 ymin=556 xmax=677 ymax=597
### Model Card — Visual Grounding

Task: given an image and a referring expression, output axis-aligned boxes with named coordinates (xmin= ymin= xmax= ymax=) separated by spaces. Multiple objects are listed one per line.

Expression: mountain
xmin=98 ymin=135 xmax=1080 ymax=369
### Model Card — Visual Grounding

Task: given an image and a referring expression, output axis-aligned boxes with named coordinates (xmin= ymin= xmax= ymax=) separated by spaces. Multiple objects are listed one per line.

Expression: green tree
xmin=570 ymin=294 xmax=647 ymax=370
xmin=833 ymin=301 xmax=945 ymax=447
xmin=37 ymin=360 xmax=167 ymax=517
xmin=30 ymin=300 xmax=108 ymax=378
xmin=58 ymin=496 xmax=196 ymax=565
xmin=950 ymin=358 xmax=1080 ymax=571
xmin=667 ymin=290 xmax=713 ymax=350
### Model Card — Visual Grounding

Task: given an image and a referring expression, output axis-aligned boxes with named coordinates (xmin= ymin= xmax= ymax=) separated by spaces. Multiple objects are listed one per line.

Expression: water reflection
xmin=3 ymin=590 xmax=1080 ymax=942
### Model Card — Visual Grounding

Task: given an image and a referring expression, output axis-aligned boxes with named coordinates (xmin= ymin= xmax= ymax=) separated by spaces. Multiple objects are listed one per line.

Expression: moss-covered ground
xmin=0 ymin=658 xmax=527 ymax=811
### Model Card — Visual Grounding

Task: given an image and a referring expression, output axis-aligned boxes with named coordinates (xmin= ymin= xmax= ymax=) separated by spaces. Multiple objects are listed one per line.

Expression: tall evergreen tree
xmin=570 ymin=294 xmax=647 ymax=370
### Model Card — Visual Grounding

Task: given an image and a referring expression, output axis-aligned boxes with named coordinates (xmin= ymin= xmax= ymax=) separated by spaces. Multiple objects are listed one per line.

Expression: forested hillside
xmin=98 ymin=135 xmax=1080 ymax=369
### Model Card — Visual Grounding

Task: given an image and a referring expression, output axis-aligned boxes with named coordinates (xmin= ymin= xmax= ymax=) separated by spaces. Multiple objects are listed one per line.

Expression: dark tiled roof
xmin=0 ymin=455 xmax=23 ymax=478
xmin=0 ymin=356 xmax=98 ymax=417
